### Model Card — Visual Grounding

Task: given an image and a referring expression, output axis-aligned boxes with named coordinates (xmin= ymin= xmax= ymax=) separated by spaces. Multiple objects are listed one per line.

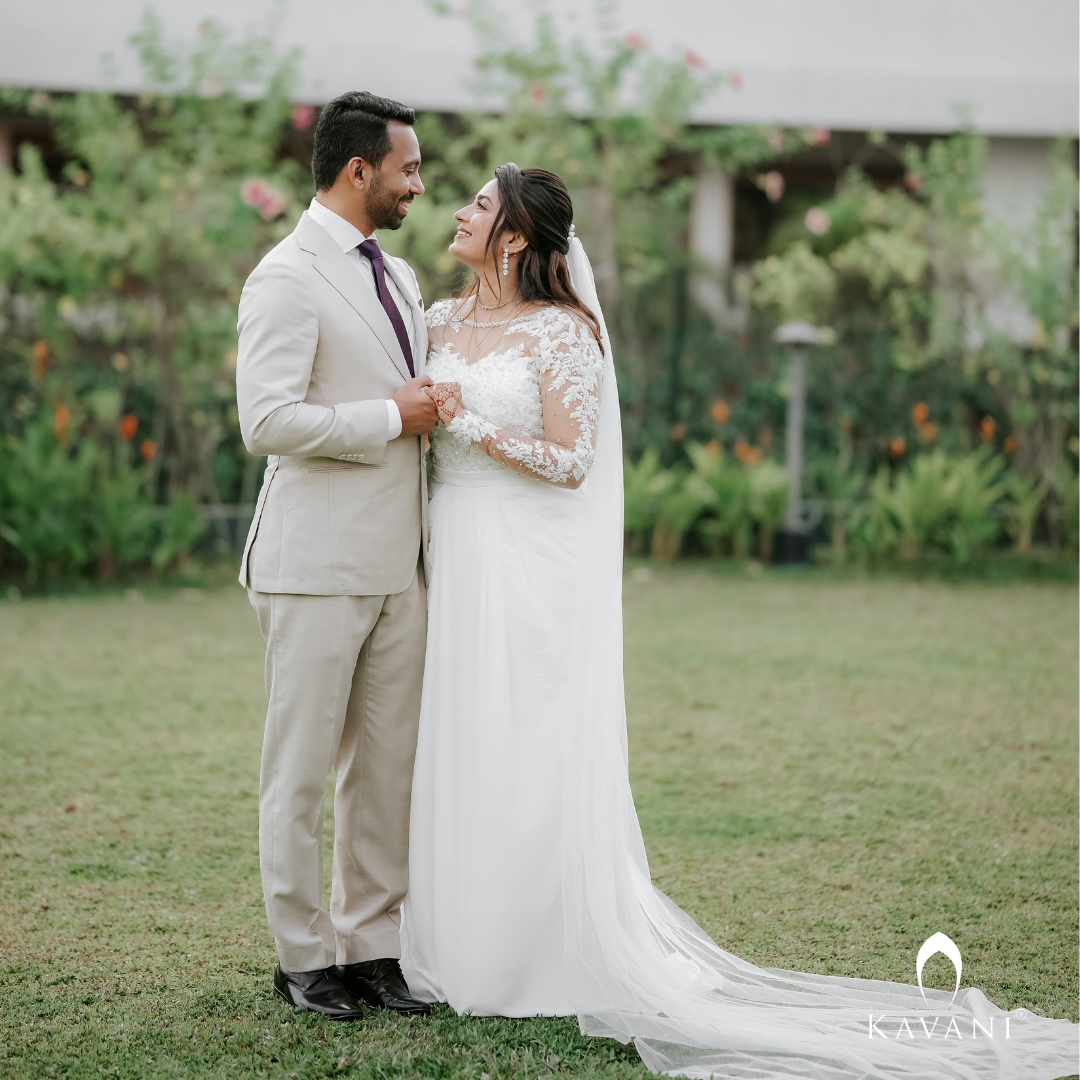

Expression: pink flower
xmin=903 ymin=173 xmax=921 ymax=194
xmin=292 ymin=104 xmax=315 ymax=131
xmin=241 ymin=178 xmax=288 ymax=221
xmin=622 ymin=30 xmax=647 ymax=49
xmin=529 ymin=86 xmax=546 ymax=104
xmin=804 ymin=207 xmax=830 ymax=235
xmin=728 ymin=71 xmax=743 ymax=90
xmin=810 ymin=126 xmax=831 ymax=147
xmin=763 ymin=171 xmax=785 ymax=202
xmin=684 ymin=49 xmax=707 ymax=69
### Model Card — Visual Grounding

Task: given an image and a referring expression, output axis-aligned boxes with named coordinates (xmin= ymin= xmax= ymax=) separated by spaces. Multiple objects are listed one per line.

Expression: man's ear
xmin=346 ymin=157 xmax=367 ymax=189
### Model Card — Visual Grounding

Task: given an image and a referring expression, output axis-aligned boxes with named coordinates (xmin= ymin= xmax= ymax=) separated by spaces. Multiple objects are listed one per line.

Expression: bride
xmin=400 ymin=163 xmax=1078 ymax=1079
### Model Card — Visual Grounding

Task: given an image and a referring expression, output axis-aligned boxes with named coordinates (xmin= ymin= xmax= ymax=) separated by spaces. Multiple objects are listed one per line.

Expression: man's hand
xmin=393 ymin=375 xmax=439 ymax=437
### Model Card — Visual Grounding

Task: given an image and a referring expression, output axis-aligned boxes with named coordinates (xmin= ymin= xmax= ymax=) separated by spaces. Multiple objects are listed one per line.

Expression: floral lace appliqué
xmin=425 ymin=302 xmax=603 ymax=487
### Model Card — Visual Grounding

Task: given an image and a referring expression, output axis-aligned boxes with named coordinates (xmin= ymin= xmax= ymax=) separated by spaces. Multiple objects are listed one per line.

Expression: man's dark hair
xmin=311 ymin=91 xmax=416 ymax=191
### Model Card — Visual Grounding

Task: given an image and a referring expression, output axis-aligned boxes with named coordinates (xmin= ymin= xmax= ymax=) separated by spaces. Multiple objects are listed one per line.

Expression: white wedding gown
xmin=401 ymin=279 xmax=1079 ymax=1079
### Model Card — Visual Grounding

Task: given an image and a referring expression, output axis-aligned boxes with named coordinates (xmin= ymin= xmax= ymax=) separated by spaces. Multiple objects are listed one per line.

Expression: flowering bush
xmin=0 ymin=13 xmax=304 ymax=585
xmin=743 ymin=129 xmax=1077 ymax=545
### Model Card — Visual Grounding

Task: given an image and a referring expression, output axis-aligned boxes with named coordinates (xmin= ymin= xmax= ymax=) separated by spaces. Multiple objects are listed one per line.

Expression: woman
xmin=402 ymin=164 xmax=1078 ymax=1079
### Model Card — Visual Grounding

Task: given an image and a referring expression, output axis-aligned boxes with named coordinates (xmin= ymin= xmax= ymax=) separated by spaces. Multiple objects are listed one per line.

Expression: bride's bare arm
xmin=426 ymin=329 xmax=603 ymax=489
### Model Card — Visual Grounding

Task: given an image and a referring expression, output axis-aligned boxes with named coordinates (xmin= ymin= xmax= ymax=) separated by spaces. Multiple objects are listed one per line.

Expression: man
xmin=236 ymin=91 xmax=438 ymax=1021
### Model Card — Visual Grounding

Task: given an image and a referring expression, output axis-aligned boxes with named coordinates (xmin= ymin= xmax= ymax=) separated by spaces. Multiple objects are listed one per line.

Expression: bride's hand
xmin=424 ymin=381 xmax=466 ymax=425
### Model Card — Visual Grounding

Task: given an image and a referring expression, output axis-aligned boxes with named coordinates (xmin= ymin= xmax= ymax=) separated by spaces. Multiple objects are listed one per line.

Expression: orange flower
xmin=712 ymin=400 xmax=730 ymax=423
xmin=980 ymin=416 xmax=995 ymax=441
xmin=704 ymin=439 xmax=721 ymax=456
xmin=746 ymin=446 xmax=763 ymax=465
xmin=728 ymin=71 xmax=743 ymax=90
xmin=912 ymin=402 xmax=929 ymax=424
xmin=734 ymin=440 xmax=752 ymax=462
xmin=119 ymin=414 xmax=138 ymax=441
xmin=918 ymin=422 xmax=937 ymax=442
xmin=33 ymin=340 xmax=49 ymax=378
xmin=54 ymin=402 xmax=70 ymax=443
xmin=140 ymin=439 xmax=157 ymax=461
xmin=684 ymin=49 xmax=707 ymax=69
xmin=1004 ymin=435 xmax=1019 ymax=454
xmin=670 ymin=423 xmax=687 ymax=441
xmin=889 ymin=437 xmax=905 ymax=457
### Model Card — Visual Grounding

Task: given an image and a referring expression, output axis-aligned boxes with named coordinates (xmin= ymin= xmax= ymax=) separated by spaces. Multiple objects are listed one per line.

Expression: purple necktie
xmin=357 ymin=238 xmax=415 ymax=377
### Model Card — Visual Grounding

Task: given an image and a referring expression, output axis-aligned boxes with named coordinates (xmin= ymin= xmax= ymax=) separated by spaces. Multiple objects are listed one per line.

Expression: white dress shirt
xmin=306 ymin=197 xmax=418 ymax=440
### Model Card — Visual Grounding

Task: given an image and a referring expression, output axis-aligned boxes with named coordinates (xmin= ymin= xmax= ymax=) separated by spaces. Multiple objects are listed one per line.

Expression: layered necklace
xmin=453 ymin=292 xmax=531 ymax=360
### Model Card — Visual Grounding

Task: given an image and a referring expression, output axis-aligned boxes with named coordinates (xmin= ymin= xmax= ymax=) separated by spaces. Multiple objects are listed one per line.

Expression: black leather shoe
xmin=273 ymin=965 xmax=365 ymax=1021
xmin=338 ymin=958 xmax=432 ymax=1016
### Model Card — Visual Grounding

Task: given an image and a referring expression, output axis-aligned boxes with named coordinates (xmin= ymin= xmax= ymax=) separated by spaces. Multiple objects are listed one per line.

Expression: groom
xmin=236 ymin=91 xmax=438 ymax=1021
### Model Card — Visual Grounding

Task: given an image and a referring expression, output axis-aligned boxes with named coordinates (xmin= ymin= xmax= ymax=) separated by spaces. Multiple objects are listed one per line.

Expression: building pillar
xmin=981 ymin=136 xmax=1056 ymax=343
xmin=689 ymin=163 xmax=738 ymax=328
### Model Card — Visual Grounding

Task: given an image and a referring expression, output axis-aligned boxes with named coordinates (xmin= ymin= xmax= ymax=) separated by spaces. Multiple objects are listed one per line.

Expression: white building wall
xmin=0 ymin=1 xmax=1076 ymax=137
xmin=982 ymin=137 xmax=1057 ymax=232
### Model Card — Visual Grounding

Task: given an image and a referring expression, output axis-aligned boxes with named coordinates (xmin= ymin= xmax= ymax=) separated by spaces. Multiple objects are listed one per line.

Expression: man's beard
xmin=365 ymin=171 xmax=411 ymax=231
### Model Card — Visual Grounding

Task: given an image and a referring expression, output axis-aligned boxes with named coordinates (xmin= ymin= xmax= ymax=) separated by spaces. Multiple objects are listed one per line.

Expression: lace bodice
xmin=424 ymin=300 xmax=604 ymax=487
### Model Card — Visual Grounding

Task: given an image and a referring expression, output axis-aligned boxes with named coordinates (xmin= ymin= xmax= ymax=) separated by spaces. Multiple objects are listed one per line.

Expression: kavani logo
xmin=866 ymin=933 xmax=1013 ymax=1040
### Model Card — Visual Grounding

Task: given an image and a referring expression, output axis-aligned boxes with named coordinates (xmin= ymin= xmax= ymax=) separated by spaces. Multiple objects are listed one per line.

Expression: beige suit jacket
xmin=236 ymin=211 xmax=429 ymax=596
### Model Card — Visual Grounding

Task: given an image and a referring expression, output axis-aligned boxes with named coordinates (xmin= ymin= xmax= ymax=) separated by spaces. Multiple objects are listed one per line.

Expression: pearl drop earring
xmin=502 ymin=248 xmax=509 ymax=276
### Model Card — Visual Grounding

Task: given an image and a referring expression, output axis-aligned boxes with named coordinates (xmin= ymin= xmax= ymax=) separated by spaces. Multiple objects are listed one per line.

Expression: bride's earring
xmin=502 ymin=248 xmax=509 ymax=276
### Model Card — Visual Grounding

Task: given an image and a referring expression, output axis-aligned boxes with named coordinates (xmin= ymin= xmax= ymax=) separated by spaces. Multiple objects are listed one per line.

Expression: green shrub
xmin=651 ymin=469 xmax=713 ymax=561
xmin=623 ymin=448 xmax=664 ymax=555
xmin=945 ymin=450 xmax=1006 ymax=562
xmin=747 ymin=461 xmax=789 ymax=562
xmin=0 ymin=412 xmax=96 ymax=581
xmin=815 ymin=456 xmax=864 ymax=562
xmin=688 ymin=443 xmax=753 ymax=558
xmin=92 ymin=463 xmax=157 ymax=579
xmin=153 ymin=492 xmax=208 ymax=573
xmin=1052 ymin=463 xmax=1079 ymax=552
xmin=1000 ymin=473 xmax=1047 ymax=554
xmin=851 ymin=448 xmax=1004 ymax=562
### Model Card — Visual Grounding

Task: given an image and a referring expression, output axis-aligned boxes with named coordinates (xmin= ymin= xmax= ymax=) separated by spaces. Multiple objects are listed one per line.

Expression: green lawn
xmin=1 ymin=569 xmax=1076 ymax=1079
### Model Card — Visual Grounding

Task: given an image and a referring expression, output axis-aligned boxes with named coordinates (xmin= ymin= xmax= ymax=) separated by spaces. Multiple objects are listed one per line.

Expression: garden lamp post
xmin=774 ymin=321 xmax=829 ymax=562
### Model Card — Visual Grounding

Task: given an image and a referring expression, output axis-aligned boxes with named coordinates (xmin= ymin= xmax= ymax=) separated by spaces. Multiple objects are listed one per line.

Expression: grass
xmin=0 ymin=568 xmax=1076 ymax=1079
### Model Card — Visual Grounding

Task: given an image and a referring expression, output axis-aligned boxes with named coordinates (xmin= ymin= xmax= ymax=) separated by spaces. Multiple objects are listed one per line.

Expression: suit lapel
xmin=295 ymin=213 xmax=412 ymax=383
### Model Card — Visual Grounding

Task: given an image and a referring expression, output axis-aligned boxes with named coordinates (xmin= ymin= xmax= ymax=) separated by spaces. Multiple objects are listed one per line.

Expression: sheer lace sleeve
xmin=442 ymin=313 xmax=604 ymax=488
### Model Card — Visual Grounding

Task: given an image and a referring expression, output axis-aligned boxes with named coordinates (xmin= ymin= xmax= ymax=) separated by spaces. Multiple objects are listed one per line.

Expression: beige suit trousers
xmin=249 ymin=570 xmax=425 ymax=973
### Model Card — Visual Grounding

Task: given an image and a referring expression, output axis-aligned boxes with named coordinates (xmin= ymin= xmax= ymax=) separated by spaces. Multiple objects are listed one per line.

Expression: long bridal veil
xmin=562 ymin=236 xmax=1078 ymax=1079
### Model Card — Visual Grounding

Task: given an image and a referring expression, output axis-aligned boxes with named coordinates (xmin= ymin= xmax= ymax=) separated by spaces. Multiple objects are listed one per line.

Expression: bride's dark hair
xmin=464 ymin=164 xmax=604 ymax=353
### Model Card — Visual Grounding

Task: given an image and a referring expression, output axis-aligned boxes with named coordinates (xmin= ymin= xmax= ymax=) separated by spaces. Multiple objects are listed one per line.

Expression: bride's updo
xmin=476 ymin=164 xmax=604 ymax=352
